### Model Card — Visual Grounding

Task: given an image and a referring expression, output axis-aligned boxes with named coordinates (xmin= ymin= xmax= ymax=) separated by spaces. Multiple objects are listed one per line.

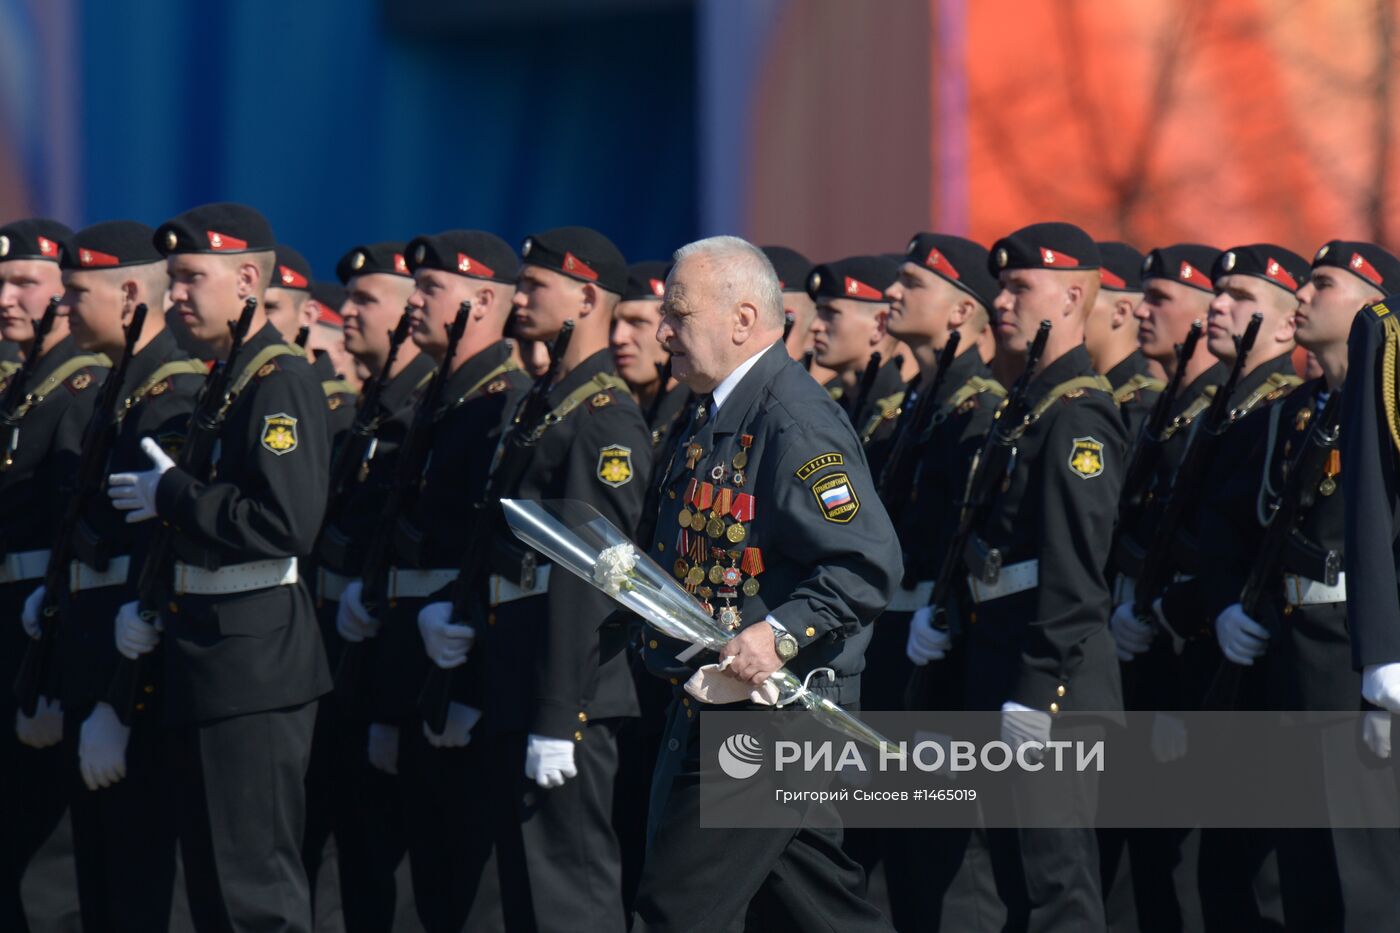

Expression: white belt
xmin=887 ymin=580 xmax=935 ymax=613
xmin=1285 ymin=572 xmax=1346 ymax=607
xmin=70 ymin=556 xmax=131 ymax=593
xmin=173 ymin=558 xmax=298 ymax=596
xmin=0 ymin=549 xmax=50 ymax=585
xmin=318 ymin=569 xmax=353 ymax=602
xmin=386 ymin=567 xmax=457 ymax=599
xmin=489 ymin=565 xmax=552 ymax=607
xmin=967 ymin=560 xmax=1039 ymax=604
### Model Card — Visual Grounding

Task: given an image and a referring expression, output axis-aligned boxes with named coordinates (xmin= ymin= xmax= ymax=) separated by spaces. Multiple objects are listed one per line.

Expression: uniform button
xmin=1049 ymin=702 xmax=1060 ymax=714
xmin=1283 ymin=605 xmax=1294 ymax=617
xmin=168 ymin=601 xmax=179 ymax=614
xmin=668 ymin=490 xmax=677 ymax=499
xmin=668 ymin=738 xmax=680 ymax=752
xmin=686 ymin=709 xmax=694 ymax=719
xmin=658 ymin=542 xmax=665 ymax=553
xmin=577 ymin=711 xmax=587 ymax=722
xmin=804 ymin=627 xmax=815 ymax=638
xmin=135 ymin=703 xmax=146 ymax=712
xmin=144 ymin=685 xmax=155 ymax=695
xmin=1056 ymin=685 xmax=1066 ymax=697
xmin=574 ymin=731 xmax=583 ymax=742
xmin=669 ymin=677 xmax=679 ymax=685
xmin=649 ymin=640 xmax=659 ymax=650
xmin=682 ymin=698 xmax=690 ymax=707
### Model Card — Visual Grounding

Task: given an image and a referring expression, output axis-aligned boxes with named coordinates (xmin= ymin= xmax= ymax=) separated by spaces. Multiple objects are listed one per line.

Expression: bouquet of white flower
xmin=501 ymin=498 xmax=895 ymax=753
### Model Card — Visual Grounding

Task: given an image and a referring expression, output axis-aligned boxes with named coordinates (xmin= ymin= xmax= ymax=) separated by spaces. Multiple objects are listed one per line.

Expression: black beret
xmin=760 ymin=245 xmax=812 ymax=293
xmin=1140 ymin=243 xmax=1220 ymax=294
xmin=407 ymin=230 xmax=518 ymax=284
xmin=0 ymin=218 xmax=71 ymax=262
xmin=903 ymin=232 xmax=999 ymax=309
xmin=336 ymin=241 xmax=410 ymax=284
xmin=1213 ymin=244 xmax=1309 ymax=294
xmin=59 ymin=221 xmax=160 ymax=270
xmin=311 ymin=282 xmax=346 ymax=325
xmin=622 ymin=261 xmax=669 ymax=302
xmin=1097 ymin=242 xmax=1144 ymax=292
xmin=1311 ymin=240 xmax=1400 ymax=294
xmin=989 ymin=222 xmax=1101 ymax=275
xmin=520 ymin=226 xmax=626 ymax=295
xmin=154 ymin=202 xmax=275 ymax=256
xmin=271 ymin=245 xmax=312 ymax=291
xmin=806 ymin=255 xmax=899 ymax=303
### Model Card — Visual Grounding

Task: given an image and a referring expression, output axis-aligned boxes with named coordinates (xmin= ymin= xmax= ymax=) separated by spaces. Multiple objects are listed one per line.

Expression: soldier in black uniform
xmin=806 ymin=255 xmax=911 ymax=475
xmin=0 ymin=217 xmax=109 ymax=929
xmin=763 ymin=245 xmax=823 ymax=375
xmin=1088 ymin=242 xmax=1163 ymax=442
xmin=965 ymin=223 xmax=1126 ymax=931
xmin=632 ymin=235 xmax=899 ymax=932
xmin=308 ymin=281 xmax=361 ymax=434
xmin=23 ymin=221 xmax=206 ymax=930
xmin=1196 ymin=241 xmax=1400 ymax=930
xmin=104 ymin=203 xmax=331 ymax=932
xmin=612 ymin=260 xmax=691 ymax=453
xmin=300 ymin=241 xmax=432 ymax=931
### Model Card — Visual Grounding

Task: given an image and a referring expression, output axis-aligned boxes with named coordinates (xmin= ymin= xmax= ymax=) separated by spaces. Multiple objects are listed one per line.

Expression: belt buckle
xmin=521 ymin=552 xmax=537 ymax=592
xmin=1323 ymin=551 xmax=1340 ymax=587
xmin=982 ymin=548 xmax=1003 ymax=585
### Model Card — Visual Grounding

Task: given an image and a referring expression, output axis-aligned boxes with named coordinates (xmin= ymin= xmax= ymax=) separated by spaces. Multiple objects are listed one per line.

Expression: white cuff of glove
xmin=1215 ymin=602 xmax=1269 ymax=666
xmin=114 ymin=600 xmax=161 ymax=660
xmin=905 ymin=606 xmax=951 ymax=665
xmin=424 ymin=703 xmax=482 ymax=749
xmin=1363 ymin=663 xmax=1400 ymax=714
xmin=367 ymin=723 xmax=400 ymax=774
xmin=78 ymin=702 xmax=131 ymax=792
xmin=417 ymin=602 xmax=475 ymax=670
xmin=1000 ymin=701 xmax=1052 ymax=762
xmin=21 ymin=585 xmax=45 ymax=640
xmin=1150 ymin=712 xmax=1188 ymax=763
xmin=15 ymin=696 xmax=63 ymax=749
xmin=107 ymin=437 xmax=175 ymax=523
xmin=1363 ymin=710 xmax=1392 ymax=760
xmin=335 ymin=581 xmax=380 ymax=643
xmin=1109 ymin=601 xmax=1153 ymax=660
xmin=525 ymin=733 xmax=578 ymax=789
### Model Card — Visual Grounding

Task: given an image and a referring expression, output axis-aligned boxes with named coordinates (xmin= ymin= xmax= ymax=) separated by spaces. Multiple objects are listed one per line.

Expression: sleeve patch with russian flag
xmin=811 ymin=472 xmax=860 ymax=523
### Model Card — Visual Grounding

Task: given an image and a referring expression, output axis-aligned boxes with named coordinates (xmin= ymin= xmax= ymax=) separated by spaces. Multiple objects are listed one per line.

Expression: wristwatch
xmin=772 ymin=624 xmax=799 ymax=662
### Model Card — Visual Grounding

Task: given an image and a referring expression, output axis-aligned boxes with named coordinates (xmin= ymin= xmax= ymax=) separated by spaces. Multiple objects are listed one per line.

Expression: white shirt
xmin=711 ymin=342 xmax=779 ymax=412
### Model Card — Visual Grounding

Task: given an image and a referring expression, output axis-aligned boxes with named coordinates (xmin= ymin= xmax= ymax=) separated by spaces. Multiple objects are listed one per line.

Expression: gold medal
xmin=677 ymin=507 xmax=693 ymax=528
xmin=718 ymin=605 xmax=742 ymax=630
xmin=706 ymin=516 xmax=725 ymax=539
xmin=733 ymin=449 xmax=748 ymax=470
xmin=708 ymin=563 xmax=725 ymax=585
xmin=1319 ymin=477 xmax=1337 ymax=496
xmin=742 ymin=577 xmax=760 ymax=597
xmin=697 ymin=586 xmax=713 ymax=600
xmin=674 ymin=559 xmax=689 ymax=578
xmin=726 ymin=523 xmax=747 ymax=544
xmin=685 ymin=566 xmax=705 ymax=587
xmin=690 ymin=511 xmax=706 ymax=532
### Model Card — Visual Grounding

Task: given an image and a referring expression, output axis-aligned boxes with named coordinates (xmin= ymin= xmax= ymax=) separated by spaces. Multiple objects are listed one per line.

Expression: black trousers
xmin=171 ymin=702 xmax=318 ymax=933
xmin=633 ymin=702 xmax=892 ymax=933
xmin=399 ymin=721 xmax=627 ymax=933
xmin=0 ymin=587 xmax=69 ymax=932
xmin=63 ymin=703 xmax=178 ymax=933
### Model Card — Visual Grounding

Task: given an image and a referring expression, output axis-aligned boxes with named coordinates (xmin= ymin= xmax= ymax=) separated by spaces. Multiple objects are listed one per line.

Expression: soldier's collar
xmin=548 ymin=346 xmax=615 ymax=403
xmin=1103 ymin=348 xmax=1148 ymax=388
xmin=121 ymin=327 xmax=180 ymax=393
xmin=1027 ymin=343 xmax=1093 ymax=399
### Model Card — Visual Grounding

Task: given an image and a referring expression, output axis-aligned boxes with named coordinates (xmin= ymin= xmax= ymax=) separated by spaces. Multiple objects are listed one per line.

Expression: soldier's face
xmin=1207 ymin=274 xmax=1296 ymax=361
xmin=262 ymin=288 xmax=310 ymax=343
xmin=0 ymin=260 xmax=63 ymax=343
xmin=610 ymin=298 xmax=668 ymax=388
xmin=886 ymin=262 xmax=956 ymax=345
xmin=167 ymin=253 xmax=256 ymax=344
xmin=1133 ymin=279 xmax=1209 ymax=364
xmin=1295 ymin=268 xmax=1377 ymax=353
xmin=408 ymin=268 xmax=474 ymax=357
xmin=992 ymin=268 xmax=1062 ymax=353
xmin=811 ymin=298 xmax=882 ymax=372
xmin=342 ymin=273 xmax=412 ymax=361
xmin=511 ymin=265 xmax=583 ymax=341
xmin=60 ymin=268 xmax=127 ymax=352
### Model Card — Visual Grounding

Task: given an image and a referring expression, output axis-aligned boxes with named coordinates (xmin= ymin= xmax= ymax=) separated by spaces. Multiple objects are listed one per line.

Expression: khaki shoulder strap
xmin=0 ymin=361 xmax=17 ymax=380
xmin=859 ymin=390 xmax=907 ymax=444
xmin=322 ymin=378 xmax=356 ymax=398
xmin=529 ymin=371 xmax=630 ymax=441
xmin=438 ymin=359 xmax=520 ymax=416
xmin=1383 ymin=314 xmax=1400 ymax=457
xmin=10 ymin=353 xmax=111 ymax=420
xmin=129 ymin=359 xmax=209 ymax=408
xmin=1112 ymin=372 xmax=1166 ymax=404
xmin=1235 ymin=372 xmax=1303 ymax=418
xmin=1030 ymin=375 xmax=1114 ymax=421
xmin=1163 ymin=385 xmax=1215 ymax=440
xmin=943 ymin=375 xmax=1007 ymax=414
xmin=229 ymin=343 xmax=301 ymax=399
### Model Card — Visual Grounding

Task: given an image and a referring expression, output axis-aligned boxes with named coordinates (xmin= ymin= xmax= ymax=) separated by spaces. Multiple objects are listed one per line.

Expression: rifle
xmin=332 ymin=302 xmax=470 ymax=701
xmin=847 ymin=351 xmax=883 ymax=427
xmin=1115 ymin=321 xmax=1203 ymax=544
xmin=877 ymin=332 xmax=961 ymax=505
xmin=783 ymin=311 xmax=796 ymax=343
xmin=0 ymin=298 xmax=60 ymax=469
xmin=904 ymin=321 xmax=1051 ymax=707
xmin=644 ymin=358 xmax=672 ymax=429
xmin=1128 ymin=312 xmax=1263 ymax=633
xmin=14 ymin=303 xmax=147 ymax=714
xmin=418 ymin=321 xmax=575 ymax=732
xmin=295 ymin=324 xmax=311 ymax=349
xmin=320 ymin=306 xmax=414 ymax=531
xmin=108 ymin=298 xmax=260 ymax=723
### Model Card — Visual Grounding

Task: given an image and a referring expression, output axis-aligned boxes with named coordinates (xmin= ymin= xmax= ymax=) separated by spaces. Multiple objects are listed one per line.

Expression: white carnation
xmin=593 ymin=543 xmax=638 ymax=595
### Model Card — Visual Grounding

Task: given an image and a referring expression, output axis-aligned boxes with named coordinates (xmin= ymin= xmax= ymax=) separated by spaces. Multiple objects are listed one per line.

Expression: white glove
xmin=1363 ymin=711 xmax=1392 ymax=760
xmin=15 ymin=696 xmax=63 ymax=749
xmin=1000 ymin=701 xmax=1052 ymax=763
xmin=1109 ymin=601 xmax=1154 ymax=661
xmin=905 ymin=606 xmax=952 ymax=665
xmin=423 ymin=703 xmax=482 ymax=749
xmin=114 ymin=600 xmax=161 ymax=660
xmin=1215 ymin=603 xmax=1270 ymax=666
xmin=1150 ymin=712 xmax=1188 ymax=763
xmin=417 ymin=602 xmax=475 ymax=670
xmin=335 ymin=581 xmax=380 ymax=643
xmin=1363 ymin=663 xmax=1400 ymax=714
xmin=525 ymin=734 xmax=578 ymax=789
xmin=366 ymin=723 xmax=399 ymax=775
xmin=21 ymin=585 xmax=45 ymax=640
xmin=78 ymin=702 xmax=130 ymax=791
xmin=107 ymin=437 xmax=175 ymax=523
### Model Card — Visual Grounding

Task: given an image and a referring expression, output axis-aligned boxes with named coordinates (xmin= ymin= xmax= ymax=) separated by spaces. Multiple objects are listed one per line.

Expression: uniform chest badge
xmin=597 ymin=444 xmax=634 ymax=487
xmin=328 ymin=396 xmax=343 ymax=410
xmin=261 ymin=412 xmax=299 ymax=455
xmin=486 ymin=379 xmax=508 ymax=394
xmin=1068 ymin=436 xmax=1105 ymax=479
xmin=149 ymin=380 xmax=168 ymax=397
xmin=257 ymin=363 xmax=277 ymax=379
xmin=70 ymin=373 xmax=92 ymax=391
